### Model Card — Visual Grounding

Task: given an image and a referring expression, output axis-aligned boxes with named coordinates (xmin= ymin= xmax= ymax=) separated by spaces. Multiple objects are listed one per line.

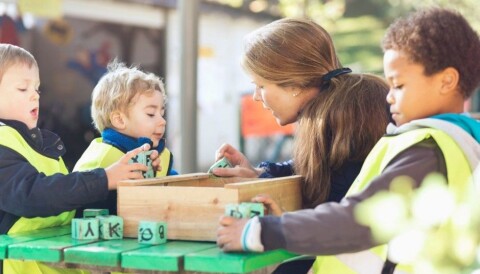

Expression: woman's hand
xmin=105 ymin=144 xmax=150 ymax=189
xmin=217 ymin=216 xmax=249 ymax=252
xmin=252 ymin=194 xmax=284 ymax=216
xmin=213 ymin=143 xmax=263 ymax=178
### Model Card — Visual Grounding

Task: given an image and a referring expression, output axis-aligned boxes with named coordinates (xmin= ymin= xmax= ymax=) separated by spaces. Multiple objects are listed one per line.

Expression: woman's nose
xmin=252 ymin=89 xmax=261 ymax=102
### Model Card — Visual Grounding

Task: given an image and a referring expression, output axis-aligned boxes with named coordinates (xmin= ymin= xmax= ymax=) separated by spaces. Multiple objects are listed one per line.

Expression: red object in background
xmin=0 ymin=15 xmax=20 ymax=45
xmin=240 ymin=94 xmax=295 ymax=137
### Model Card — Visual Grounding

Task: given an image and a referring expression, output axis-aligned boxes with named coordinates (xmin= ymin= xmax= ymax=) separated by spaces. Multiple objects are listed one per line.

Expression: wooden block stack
xmin=72 ymin=209 xmax=124 ymax=240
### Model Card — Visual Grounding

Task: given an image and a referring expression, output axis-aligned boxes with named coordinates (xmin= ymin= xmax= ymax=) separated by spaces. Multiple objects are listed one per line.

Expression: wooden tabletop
xmin=1 ymin=225 xmax=298 ymax=273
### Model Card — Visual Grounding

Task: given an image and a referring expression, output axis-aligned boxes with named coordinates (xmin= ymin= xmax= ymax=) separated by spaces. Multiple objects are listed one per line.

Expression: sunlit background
xmin=1 ymin=0 xmax=479 ymax=171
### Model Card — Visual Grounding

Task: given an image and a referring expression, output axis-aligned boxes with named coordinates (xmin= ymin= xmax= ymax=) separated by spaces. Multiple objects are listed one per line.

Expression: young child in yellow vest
xmin=216 ymin=8 xmax=480 ymax=274
xmin=74 ymin=60 xmax=178 ymax=215
xmin=0 ymin=44 xmax=155 ymax=274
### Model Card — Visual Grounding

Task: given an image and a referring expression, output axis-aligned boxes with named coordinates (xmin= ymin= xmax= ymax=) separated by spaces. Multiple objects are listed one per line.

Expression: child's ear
xmin=110 ymin=111 xmax=126 ymax=130
xmin=439 ymin=67 xmax=459 ymax=95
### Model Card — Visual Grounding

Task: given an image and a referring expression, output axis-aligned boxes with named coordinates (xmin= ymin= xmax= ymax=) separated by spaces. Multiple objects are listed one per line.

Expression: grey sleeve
xmin=260 ymin=141 xmax=446 ymax=255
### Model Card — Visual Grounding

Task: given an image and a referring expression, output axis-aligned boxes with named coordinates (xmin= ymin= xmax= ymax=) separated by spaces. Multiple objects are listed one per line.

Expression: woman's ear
xmin=439 ymin=67 xmax=460 ymax=95
xmin=110 ymin=110 xmax=126 ymax=130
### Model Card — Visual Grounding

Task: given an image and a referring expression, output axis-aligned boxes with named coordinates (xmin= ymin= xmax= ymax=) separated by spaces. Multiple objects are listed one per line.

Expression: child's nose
xmin=32 ymin=90 xmax=40 ymax=100
xmin=159 ymin=116 xmax=166 ymax=125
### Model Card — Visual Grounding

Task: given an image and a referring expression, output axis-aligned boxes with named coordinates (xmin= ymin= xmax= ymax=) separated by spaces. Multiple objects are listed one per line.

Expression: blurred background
xmin=1 ymin=0 xmax=479 ymax=173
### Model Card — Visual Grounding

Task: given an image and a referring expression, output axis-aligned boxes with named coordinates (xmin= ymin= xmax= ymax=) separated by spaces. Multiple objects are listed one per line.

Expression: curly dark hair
xmin=382 ymin=8 xmax=480 ymax=98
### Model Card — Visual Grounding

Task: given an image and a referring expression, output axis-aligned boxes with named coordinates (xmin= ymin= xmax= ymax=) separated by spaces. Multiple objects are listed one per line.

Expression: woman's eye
xmin=147 ymin=114 xmax=154 ymax=117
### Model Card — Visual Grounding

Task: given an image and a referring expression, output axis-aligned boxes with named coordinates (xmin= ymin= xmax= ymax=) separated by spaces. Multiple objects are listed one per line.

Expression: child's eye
xmin=18 ymin=88 xmax=27 ymax=92
xmin=147 ymin=114 xmax=155 ymax=117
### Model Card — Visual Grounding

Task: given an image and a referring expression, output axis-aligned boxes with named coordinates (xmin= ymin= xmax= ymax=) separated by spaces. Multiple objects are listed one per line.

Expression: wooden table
xmin=0 ymin=225 xmax=298 ymax=273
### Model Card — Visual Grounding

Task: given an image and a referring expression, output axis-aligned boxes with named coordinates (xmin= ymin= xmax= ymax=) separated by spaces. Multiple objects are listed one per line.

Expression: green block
xmin=83 ymin=208 xmax=109 ymax=218
xmin=138 ymin=221 xmax=167 ymax=244
xmin=208 ymin=157 xmax=232 ymax=173
xmin=143 ymin=150 xmax=155 ymax=178
xmin=240 ymin=202 xmax=264 ymax=217
xmin=225 ymin=204 xmax=243 ymax=218
xmin=129 ymin=151 xmax=155 ymax=178
xmin=97 ymin=215 xmax=123 ymax=240
xmin=226 ymin=203 xmax=264 ymax=219
xmin=71 ymin=218 xmax=99 ymax=240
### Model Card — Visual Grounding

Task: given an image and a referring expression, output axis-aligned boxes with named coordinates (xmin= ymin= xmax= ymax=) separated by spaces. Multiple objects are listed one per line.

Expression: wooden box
xmin=117 ymin=173 xmax=302 ymax=241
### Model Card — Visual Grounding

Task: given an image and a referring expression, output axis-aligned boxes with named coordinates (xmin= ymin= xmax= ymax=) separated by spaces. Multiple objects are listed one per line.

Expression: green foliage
xmin=355 ymin=173 xmax=480 ymax=274
xmin=210 ymin=0 xmax=480 ymax=73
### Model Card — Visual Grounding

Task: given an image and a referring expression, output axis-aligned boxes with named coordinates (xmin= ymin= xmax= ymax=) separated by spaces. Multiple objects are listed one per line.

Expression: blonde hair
xmin=0 ymin=44 xmax=37 ymax=83
xmin=243 ymin=18 xmax=389 ymax=207
xmin=91 ymin=60 xmax=166 ymax=132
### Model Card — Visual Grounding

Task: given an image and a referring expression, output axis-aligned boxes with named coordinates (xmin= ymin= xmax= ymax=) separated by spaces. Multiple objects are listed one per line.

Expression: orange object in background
xmin=240 ymin=94 xmax=295 ymax=137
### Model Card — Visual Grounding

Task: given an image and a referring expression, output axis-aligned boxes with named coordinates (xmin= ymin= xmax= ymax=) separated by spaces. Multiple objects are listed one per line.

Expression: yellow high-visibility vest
xmin=0 ymin=124 xmax=86 ymax=274
xmin=74 ymin=137 xmax=172 ymax=176
xmin=313 ymin=128 xmax=473 ymax=274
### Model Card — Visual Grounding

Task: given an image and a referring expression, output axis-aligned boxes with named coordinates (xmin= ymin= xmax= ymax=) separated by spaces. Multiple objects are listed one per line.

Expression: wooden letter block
xmin=143 ymin=151 xmax=155 ymax=179
xmin=129 ymin=151 xmax=155 ymax=179
xmin=208 ymin=157 xmax=232 ymax=174
xmin=225 ymin=204 xmax=243 ymax=218
xmin=241 ymin=202 xmax=264 ymax=217
xmin=72 ymin=218 xmax=99 ymax=240
xmin=138 ymin=221 xmax=167 ymax=244
xmin=83 ymin=208 xmax=109 ymax=218
xmin=97 ymin=215 xmax=124 ymax=240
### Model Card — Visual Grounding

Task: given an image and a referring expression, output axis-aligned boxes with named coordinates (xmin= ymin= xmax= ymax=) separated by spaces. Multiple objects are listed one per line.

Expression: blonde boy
xmin=74 ymin=61 xmax=177 ymax=214
xmin=0 ymin=44 xmax=150 ymax=274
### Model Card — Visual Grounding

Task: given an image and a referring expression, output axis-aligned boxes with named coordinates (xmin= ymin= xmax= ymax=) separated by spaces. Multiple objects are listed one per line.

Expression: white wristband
xmin=241 ymin=216 xmax=264 ymax=252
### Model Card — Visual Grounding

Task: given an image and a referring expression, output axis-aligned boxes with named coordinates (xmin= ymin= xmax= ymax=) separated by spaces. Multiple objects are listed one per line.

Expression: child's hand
xmin=105 ymin=144 xmax=150 ymax=189
xmin=217 ymin=216 xmax=249 ymax=252
xmin=252 ymin=194 xmax=283 ymax=216
xmin=213 ymin=143 xmax=261 ymax=178
xmin=149 ymin=150 xmax=161 ymax=173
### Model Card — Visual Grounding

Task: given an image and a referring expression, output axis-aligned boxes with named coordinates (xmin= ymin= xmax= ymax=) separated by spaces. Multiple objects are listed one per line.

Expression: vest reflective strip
xmin=74 ymin=137 xmax=172 ymax=176
xmin=314 ymin=128 xmax=473 ymax=274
